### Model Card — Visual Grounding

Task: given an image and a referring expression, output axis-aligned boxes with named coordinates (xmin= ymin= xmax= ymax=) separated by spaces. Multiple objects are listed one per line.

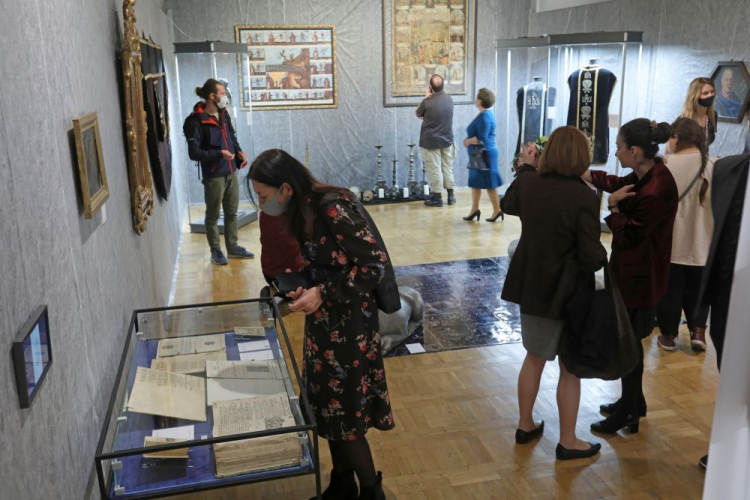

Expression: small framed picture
xmin=12 ymin=306 xmax=53 ymax=409
xmin=73 ymin=112 xmax=110 ymax=218
xmin=710 ymin=61 xmax=750 ymax=123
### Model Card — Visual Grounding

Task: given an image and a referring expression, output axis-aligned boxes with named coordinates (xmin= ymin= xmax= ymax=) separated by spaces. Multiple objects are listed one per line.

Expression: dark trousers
xmin=617 ymin=307 xmax=655 ymax=416
xmin=656 ymin=263 xmax=711 ymax=337
xmin=709 ymin=282 xmax=732 ymax=370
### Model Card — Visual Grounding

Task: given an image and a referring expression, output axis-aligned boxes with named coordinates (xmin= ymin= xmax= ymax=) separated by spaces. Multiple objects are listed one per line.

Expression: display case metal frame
xmin=94 ymin=297 xmax=321 ymax=500
xmin=174 ymin=42 xmax=258 ymax=234
xmin=495 ymin=31 xmax=644 ymax=231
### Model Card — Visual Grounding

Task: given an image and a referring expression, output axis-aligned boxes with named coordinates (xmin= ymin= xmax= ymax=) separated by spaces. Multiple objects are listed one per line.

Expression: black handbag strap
xmin=678 ymin=169 xmax=703 ymax=203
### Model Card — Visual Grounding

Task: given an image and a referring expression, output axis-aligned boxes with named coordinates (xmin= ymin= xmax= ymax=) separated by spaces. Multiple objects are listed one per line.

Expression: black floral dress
xmin=301 ymin=193 xmax=395 ymax=441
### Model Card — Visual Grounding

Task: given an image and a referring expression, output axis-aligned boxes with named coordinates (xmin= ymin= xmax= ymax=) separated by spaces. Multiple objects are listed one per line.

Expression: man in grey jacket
xmin=416 ymin=75 xmax=455 ymax=207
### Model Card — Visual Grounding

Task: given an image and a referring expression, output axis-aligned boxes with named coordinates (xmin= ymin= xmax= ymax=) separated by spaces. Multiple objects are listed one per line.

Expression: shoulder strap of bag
xmin=678 ymin=169 xmax=703 ymax=203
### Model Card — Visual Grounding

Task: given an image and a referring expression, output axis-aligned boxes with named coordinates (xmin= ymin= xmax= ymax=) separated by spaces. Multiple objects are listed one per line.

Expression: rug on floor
xmin=385 ymin=257 xmax=522 ymax=357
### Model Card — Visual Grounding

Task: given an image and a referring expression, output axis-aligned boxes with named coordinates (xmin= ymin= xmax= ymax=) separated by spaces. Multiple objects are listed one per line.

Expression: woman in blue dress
xmin=463 ymin=88 xmax=504 ymax=222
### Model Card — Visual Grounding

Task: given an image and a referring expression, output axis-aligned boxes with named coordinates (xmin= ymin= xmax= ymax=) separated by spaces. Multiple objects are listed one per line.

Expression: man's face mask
xmin=259 ymin=186 xmax=290 ymax=216
xmin=215 ymin=94 xmax=230 ymax=109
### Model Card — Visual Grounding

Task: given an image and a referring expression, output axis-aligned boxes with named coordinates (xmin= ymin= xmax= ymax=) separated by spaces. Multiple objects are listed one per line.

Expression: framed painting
xmin=235 ymin=25 xmax=338 ymax=111
xmin=383 ymin=0 xmax=477 ymax=107
xmin=710 ymin=61 xmax=750 ymax=123
xmin=73 ymin=112 xmax=109 ymax=219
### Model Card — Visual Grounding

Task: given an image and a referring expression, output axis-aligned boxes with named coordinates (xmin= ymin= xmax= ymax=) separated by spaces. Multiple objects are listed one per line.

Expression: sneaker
xmin=227 ymin=245 xmax=255 ymax=259
xmin=699 ymin=454 xmax=708 ymax=469
xmin=424 ymin=194 xmax=444 ymax=207
xmin=447 ymin=189 xmax=456 ymax=205
xmin=690 ymin=327 xmax=707 ymax=350
xmin=211 ymin=249 xmax=228 ymax=266
xmin=657 ymin=334 xmax=676 ymax=351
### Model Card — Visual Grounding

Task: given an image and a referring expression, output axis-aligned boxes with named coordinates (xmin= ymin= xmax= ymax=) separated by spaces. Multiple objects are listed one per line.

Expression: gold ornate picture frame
xmin=122 ymin=0 xmax=154 ymax=233
xmin=73 ymin=112 xmax=110 ymax=219
xmin=235 ymin=25 xmax=338 ymax=111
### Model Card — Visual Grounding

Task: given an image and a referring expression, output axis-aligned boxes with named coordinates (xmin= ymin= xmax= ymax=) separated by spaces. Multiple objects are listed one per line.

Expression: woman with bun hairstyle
xmin=582 ymin=119 xmax=678 ymax=434
xmin=680 ymin=77 xmax=718 ymax=147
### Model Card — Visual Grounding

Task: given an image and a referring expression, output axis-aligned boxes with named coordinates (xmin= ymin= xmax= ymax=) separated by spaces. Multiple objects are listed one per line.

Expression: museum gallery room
xmin=4 ymin=0 xmax=750 ymax=498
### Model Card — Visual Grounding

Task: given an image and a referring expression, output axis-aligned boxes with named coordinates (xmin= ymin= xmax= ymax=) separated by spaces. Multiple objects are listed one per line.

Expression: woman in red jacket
xmin=583 ymin=119 xmax=678 ymax=434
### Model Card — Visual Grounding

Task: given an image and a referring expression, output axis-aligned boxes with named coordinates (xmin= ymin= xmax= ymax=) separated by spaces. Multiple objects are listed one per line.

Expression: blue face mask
xmin=259 ymin=186 xmax=290 ymax=216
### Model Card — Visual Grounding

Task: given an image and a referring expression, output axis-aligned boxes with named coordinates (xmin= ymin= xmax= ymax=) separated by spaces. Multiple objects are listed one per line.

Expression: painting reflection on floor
xmin=387 ymin=257 xmax=521 ymax=357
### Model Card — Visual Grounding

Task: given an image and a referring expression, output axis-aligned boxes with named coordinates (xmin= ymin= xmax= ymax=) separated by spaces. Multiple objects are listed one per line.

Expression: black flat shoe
xmin=599 ymin=399 xmax=647 ymax=417
xmin=699 ymin=454 xmax=708 ymax=469
xmin=591 ymin=414 xmax=640 ymax=434
xmin=463 ymin=209 xmax=481 ymax=221
xmin=556 ymin=442 xmax=601 ymax=460
xmin=486 ymin=211 xmax=504 ymax=222
xmin=515 ymin=420 xmax=544 ymax=444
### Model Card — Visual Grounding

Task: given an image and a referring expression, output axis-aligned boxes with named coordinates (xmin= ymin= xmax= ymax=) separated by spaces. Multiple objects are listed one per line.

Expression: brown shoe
xmin=690 ymin=327 xmax=707 ymax=351
xmin=657 ymin=334 xmax=676 ymax=351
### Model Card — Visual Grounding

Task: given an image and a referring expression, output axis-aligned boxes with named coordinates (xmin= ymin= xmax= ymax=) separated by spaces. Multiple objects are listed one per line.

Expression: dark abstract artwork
xmin=386 ymin=257 xmax=521 ymax=357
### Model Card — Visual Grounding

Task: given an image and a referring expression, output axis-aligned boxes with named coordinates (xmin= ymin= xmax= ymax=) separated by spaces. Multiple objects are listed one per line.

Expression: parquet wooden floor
xmin=170 ymin=190 xmax=714 ymax=499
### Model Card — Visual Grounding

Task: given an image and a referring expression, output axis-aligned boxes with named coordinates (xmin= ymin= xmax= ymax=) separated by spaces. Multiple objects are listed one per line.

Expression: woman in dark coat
xmin=583 ymin=119 xmax=678 ymax=434
xmin=501 ymin=126 xmax=607 ymax=460
xmin=247 ymin=150 xmax=393 ymax=500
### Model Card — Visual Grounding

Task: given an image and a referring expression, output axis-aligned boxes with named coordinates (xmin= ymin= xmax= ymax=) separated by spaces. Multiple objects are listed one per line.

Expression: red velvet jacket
xmin=590 ymin=159 xmax=678 ymax=309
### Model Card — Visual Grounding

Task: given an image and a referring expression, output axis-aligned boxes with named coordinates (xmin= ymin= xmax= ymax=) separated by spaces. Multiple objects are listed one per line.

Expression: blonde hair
xmin=681 ymin=77 xmax=717 ymax=127
xmin=538 ymin=126 xmax=591 ymax=177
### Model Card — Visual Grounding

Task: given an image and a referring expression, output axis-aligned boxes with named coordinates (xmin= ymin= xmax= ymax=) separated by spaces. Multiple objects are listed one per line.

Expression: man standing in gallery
xmin=416 ymin=74 xmax=456 ymax=207
xmin=183 ymin=78 xmax=254 ymax=265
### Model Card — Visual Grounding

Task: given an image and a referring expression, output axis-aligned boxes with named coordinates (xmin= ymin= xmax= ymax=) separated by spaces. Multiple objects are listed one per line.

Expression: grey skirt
xmin=520 ymin=313 xmax=565 ymax=361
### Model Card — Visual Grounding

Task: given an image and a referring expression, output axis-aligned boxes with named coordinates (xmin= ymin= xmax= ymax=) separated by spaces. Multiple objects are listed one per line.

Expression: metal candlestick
xmin=389 ymin=158 xmax=400 ymax=199
xmin=373 ymin=144 xmax=388 ymax=196
xmin=407 ymin=143 xmax=420 ymax=196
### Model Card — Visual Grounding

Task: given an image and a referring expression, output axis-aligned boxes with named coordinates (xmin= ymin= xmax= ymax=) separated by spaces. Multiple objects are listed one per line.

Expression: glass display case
xmin=174 ymin=42 xmax=258 ymax=234
xmin=94 ymin=298 xmax=320 ymax=499
xmin=495 ymin=32 xmax=644 ymax=226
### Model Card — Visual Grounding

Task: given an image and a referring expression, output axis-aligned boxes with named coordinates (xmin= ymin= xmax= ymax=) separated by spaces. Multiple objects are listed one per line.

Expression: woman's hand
xmin=288 ymin=286 xmax=323 ymax=315
xmin=608 ymin=185 xmax=636 ymax=212
xmin=463 ymin=137 xmax=473 ymax=148
xmin=518 ymin=142 xmax=538 ymax=168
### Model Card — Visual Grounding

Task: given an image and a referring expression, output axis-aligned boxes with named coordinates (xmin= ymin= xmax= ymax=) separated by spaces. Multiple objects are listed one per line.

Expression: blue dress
xmin=467 ymin=110 xmax=503 ymax=189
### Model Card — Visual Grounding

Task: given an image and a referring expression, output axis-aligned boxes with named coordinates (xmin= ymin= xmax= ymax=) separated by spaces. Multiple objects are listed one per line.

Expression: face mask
xmin=665 ymin=142 xmax=673 ymax=155
xmin=215 ymin=95 xmax=230 ymax=109
xmin=259 ymin=186 xmax=290 ymax=216
xmin=698 ymin=96 xmax=715 ymax=108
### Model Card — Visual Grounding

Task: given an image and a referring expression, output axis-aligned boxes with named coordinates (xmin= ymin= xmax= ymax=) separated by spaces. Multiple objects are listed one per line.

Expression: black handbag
xmin=273 ymin=271 xmax=313 ymax=295
xmin=467 ymin=142 xmax=490 ymax=171
xmin=560 ymin=261 xmax=639 ymax=380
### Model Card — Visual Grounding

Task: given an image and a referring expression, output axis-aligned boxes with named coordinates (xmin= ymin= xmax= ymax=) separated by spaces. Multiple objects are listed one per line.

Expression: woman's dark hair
xmin=671 ymin=117 xmax=710 ymax=205
xmin=246 ymin=149 xmax=350 ymax=243
xmin=476 ymin=88 xmax=495 ymax=109
xmin=195 ymin=78 xmax=224 ymax=101
xmin=619 ymin=118 xmax=672 ymax=159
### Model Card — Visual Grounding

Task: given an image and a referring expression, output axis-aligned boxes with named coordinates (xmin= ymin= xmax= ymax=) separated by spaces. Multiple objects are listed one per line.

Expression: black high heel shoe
xmin=590 ymin=413 xmax=640 ymax=434
xmin=463 ymin=210 xmax=481 ymax=221
xmin=486 ymin=211 xmax=504 ymax=222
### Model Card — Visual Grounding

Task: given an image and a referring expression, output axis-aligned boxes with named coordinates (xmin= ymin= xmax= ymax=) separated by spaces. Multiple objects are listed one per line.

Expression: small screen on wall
xmin=12 ymin=306 xmax=53 ymax=408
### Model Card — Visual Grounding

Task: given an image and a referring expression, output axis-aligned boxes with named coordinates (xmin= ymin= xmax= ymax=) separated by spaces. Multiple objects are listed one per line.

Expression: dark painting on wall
xmin=140 ymin=38 xmax=173 ymax=200
xmin=711 ymin=61 xmax=750 ymax=123
xmin=73 ymin=112 xmax=109 ymax=219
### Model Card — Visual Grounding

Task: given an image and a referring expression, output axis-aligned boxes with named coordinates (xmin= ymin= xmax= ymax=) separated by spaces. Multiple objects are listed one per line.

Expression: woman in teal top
xmin=463 ymin=88 xmax=504 ymax=222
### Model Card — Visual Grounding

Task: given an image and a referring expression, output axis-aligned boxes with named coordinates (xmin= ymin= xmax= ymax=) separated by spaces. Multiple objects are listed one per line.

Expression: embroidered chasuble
xmin=566 ymin=66 xmax=617 ymax=165
xmin=515 ymin=82 xmax=556 ymax=155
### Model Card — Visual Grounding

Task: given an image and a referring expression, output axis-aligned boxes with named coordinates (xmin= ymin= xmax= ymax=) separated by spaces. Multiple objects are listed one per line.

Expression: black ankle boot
xmin=311 ymin=469 xmax=358 ymax=500
xmin=357 ymin=471 xmax=386 ymax=500
xmin=599 ymin=397 xmax=647 ymax=417
xmin=424 ymin=193 xmax=443 ymax=207
xmin=591 ymin=412 xmax=640 ymax=434
xmin=447 ymin=189 xmax=456 ymax=205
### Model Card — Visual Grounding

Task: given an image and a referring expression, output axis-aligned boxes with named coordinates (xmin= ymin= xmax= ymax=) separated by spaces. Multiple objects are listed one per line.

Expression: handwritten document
xmin=126 ymin=367 xmax=207 ymax=421
xmin=151 ymin=351 xmax=226 ymax=374
xmin=156 ymin=334 xmax=226 ymax=358
xmin=206 ymin=360 xmax=283 ymax=380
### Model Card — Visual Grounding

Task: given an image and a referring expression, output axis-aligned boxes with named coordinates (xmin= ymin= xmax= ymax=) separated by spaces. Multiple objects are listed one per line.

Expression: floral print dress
xmin=301 ymin=193 xmax=395 ymax=441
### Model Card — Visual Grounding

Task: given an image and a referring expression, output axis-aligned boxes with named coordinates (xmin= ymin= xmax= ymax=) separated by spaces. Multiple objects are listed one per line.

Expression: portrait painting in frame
xmin=710 ymin=61 xmax=750 ymax=123
xmin=73 ymin=112 xmax=109 ymax=219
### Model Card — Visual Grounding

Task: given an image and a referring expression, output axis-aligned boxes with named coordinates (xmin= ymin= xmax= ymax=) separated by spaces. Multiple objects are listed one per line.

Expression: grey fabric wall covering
xmin=0 ymin=1 xmax=184 ymax=499
xmin=171 ymin=0 xmax=750 ymax=203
